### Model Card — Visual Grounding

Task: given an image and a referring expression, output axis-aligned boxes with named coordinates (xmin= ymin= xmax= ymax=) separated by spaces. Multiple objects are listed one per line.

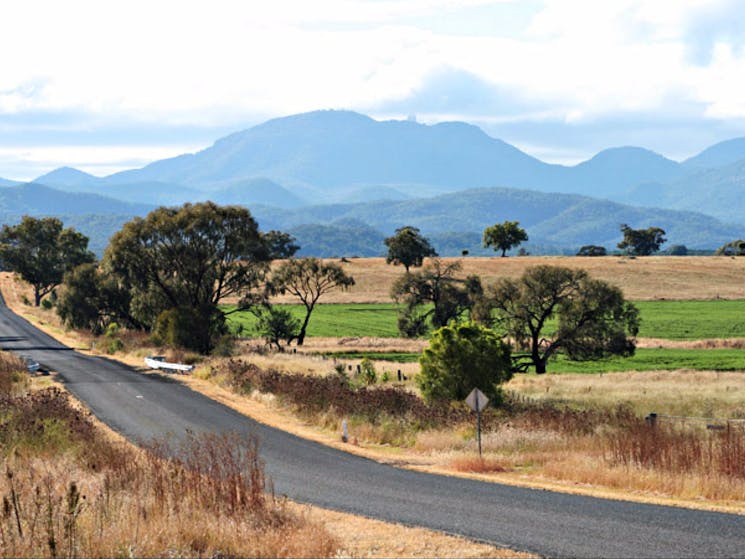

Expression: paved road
xmin=1 ymin=299 xmax=744 ymax=558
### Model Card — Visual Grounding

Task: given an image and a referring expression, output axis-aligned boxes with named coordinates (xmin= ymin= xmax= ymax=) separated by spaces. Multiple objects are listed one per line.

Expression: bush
xmin=418 ymin=322 xmax=512 ymax=403
xmin=153 ymin=305 xmax=227 ymax=354
xmin=359 ymin=358 xmax=377 ymax=385
xmin=577 ymin=245 xmax=607 ymax=256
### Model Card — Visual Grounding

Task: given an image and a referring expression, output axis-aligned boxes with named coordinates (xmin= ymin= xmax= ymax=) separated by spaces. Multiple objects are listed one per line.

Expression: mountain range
xmin=3 ymin=109 xmax=745 ymax=256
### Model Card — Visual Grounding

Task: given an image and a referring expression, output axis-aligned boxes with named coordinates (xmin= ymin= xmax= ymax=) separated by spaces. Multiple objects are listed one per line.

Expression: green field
xmin=227 ymin=303 xmax=401 ymax=338
xmin=311 ymin=348 xmax=745 ymax=372
xmin=546 ymin=348 xmax=745 ymax=373
xmin=227 ymin=300 xmax=745 ymax=340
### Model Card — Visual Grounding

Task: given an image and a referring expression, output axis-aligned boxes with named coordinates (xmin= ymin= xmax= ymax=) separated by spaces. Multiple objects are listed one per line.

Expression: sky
xmin=2 ymin=0 xmax=745 ymax=180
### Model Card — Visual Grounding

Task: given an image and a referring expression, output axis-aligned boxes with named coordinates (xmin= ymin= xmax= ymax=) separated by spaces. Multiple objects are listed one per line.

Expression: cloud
xmin=370 ymin=66 xmax=539 ymax=118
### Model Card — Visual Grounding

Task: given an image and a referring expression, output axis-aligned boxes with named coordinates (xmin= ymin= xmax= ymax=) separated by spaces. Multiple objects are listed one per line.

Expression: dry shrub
xmin=450 ymin=454 xmax=507 ymax=473
xmin=606 ymin=420 xmax=745 ymax=479
xmin=0 ymin=363 xmax=338 ymax=558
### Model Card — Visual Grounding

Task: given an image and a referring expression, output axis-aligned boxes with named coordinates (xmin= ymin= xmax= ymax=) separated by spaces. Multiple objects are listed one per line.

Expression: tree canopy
xmin=269 ymin=257 xmax=355 ymax=345
xmin=418 ymin=322 xmax=512 ymax=403
xmin=101 ymin=202 xmax=270 ymax=352
xmin=576 ymin=245 xmax=607 ymax=257
xmin=390 ymin=258 xmax=482 ymax=337
xmin=483 ymin=221 xmax=528 ymax=257
xmin=715 ymin=240 xmax=745 ymax=256
xmin=490 ymin=265 xmax=639 ymax=374
xmin=0 ymin=216 xmax=95 ymax=306
xmin=263 ymin=230 xmax=300 ymax=260
xmin=384 ymin=226 xmax=437 ymax=272
xmin=617 ymin=224 xmax=666 ymax=256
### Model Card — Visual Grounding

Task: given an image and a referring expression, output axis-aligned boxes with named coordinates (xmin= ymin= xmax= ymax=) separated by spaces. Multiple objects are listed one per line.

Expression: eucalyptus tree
xmin=0 ymin=216 xmax=95 ymax=306
xmin=269 ymin=257 xmax=354 ymax=345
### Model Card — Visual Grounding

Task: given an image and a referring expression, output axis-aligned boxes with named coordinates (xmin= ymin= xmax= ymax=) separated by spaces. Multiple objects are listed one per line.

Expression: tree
xmin=483 ymin=221 xmax=528 ymax=257
xmin=384 ymin=226 xmax=437 ymax=272
xmin=576 ymin=245 xmax=607 ymax=257
xmin=617 ymin=224 xmax=666 ymax=256
xmin=254 ymin=306 xmax=300 ymax=350
xmin=390 ymin=258 xmax=481 ymax=337
xmin=667 ymin=244 xmax=688 ymax=256
xmin=418 ymin=322 xmax=512 ymax=403
xmin=263 ymin=230 xmax=300 ymax=260
xmin=102 ymin=202 xmax=270 ymax=353
xmin=715 ymin=240 xmax=745 ymax=256
xmin=269 ymin=257 xmax=354 ymax=345
xmin=490 ymin=265 xmax=639 ymax=374
xmin=0 ymin=216 xmax=95 ymax=306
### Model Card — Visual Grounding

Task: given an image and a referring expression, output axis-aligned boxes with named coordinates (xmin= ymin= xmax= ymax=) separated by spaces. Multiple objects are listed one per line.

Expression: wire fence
xmin=645 ymin=412 xmax=745 ymax=430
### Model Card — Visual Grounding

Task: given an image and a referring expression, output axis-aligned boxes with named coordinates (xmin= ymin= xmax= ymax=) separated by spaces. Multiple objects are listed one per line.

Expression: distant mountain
xmin=15 ymin=109 xmax=745 ymax=227
xmin=0 ymin=178 xmax=22 ymax=187
xmin=645 ymin=159 xmax=745 ymax=223
xmin=74 ymin=110 xmax=702 ymax=206
xmin=569 ymin=147 xmax=684 ymax=198
xmin=35 ymin=166 xmax=100 ymax=188
xmin=0 ymin=183 xmax=153 ymax=215
xmin=210 ymin=177 xmax=306 ymax=208
xmin=256 ymin=187 xmax=745 ymax=252
xmin=683 ymin=138 xmax=745 ymax=169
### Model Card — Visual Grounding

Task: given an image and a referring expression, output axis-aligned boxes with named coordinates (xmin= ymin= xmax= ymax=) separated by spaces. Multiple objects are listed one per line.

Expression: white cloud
xmin=0 ymin=144 xmax=204 ymax=180
xmin=2 ymin=0 xmax=745 ymax=175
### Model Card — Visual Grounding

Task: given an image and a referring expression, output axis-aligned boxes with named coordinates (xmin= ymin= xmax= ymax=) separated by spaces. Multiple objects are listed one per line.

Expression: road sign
xmin=465 ymin=388 xmax=489 ymax=456
xmin=465 ymin=388 xmax=489 ymax=412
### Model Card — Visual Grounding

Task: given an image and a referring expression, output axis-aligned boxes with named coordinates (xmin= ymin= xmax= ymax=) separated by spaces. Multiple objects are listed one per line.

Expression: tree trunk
xmin=534 ymin=359 xmax=547 ymax=374
xmin=296 ymin=305 xmax=313 ymax=346
xmin=501 ymin=248 xmax=507 ymax=257
xmin=34 ymin=287 xmax=42 ymax=307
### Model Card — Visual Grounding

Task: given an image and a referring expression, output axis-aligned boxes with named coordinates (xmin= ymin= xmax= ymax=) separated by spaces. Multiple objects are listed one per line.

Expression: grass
xmin=0 ymin=351 xmax=339 ymax=558
xmin=228 ymin=299 xmax=745 ymax=341
xmin=635 ymin=300 xmax=745 ymax=339
xmin=546 ymin=348 xmax=745 ymax=373
xmin=227 ymin=303 xmax=402 ymax=338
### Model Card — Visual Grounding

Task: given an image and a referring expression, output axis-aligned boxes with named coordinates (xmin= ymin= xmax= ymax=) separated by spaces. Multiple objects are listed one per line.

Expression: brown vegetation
xmin=268 ymin=256 xmax=745 ymax=303
xmin=0 ymin=353 xmax=338 ymax=558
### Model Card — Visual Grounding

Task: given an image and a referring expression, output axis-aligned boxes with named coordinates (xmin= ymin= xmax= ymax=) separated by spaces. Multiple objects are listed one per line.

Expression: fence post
xmin=645 ymin=413 xmax=657 ymax=428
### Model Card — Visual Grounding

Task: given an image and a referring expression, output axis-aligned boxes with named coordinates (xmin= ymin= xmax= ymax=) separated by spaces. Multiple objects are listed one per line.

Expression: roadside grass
xmin=202 ymin=357 xmax=745 ymax=506
xmin=0 ymin=352 xmax=338 ymax=559
xmin=506 ymin=370 xmax=745 ymax=419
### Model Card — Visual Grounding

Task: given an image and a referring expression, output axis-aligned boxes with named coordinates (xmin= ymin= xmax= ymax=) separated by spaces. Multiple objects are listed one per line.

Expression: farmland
xmin=5 ymin=255 xmax=745 ymax=517
xmin=228 ymin=299 xmax=745 ymax=341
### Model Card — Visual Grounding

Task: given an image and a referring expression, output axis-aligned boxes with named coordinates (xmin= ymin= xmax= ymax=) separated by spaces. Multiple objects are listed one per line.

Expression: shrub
xmin=418 ymin=322 xmax=512 ymax=403
xmin=359 ymin=358 xmax=377 ymax=385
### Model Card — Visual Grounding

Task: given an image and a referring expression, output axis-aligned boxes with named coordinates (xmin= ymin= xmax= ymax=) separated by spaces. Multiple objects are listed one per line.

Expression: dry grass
xmin=506 ymin=370 xmax=745 ymax=418
xmin=259 ymin=256 xmax=745 ymax=304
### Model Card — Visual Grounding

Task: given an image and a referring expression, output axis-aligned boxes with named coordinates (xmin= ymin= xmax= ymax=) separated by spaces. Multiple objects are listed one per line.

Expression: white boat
xmin=144 ymin=356 xmax=194 ymax=372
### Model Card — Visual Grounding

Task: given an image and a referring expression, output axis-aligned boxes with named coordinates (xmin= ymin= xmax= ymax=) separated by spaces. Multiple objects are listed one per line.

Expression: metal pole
xmin=476 ymin=391 xmax=482 ymax=457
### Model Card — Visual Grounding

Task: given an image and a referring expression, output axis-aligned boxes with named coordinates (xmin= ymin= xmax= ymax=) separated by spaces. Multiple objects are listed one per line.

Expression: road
xmin=1 ymin=298 xmax=744 ymax=558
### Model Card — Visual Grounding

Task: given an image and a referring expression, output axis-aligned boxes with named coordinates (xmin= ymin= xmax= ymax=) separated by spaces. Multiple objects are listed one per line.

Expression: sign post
xmin=465 ymin=388 xmax=489 ymax=456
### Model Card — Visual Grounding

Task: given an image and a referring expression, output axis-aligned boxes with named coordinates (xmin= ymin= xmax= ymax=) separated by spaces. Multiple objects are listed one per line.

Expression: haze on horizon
xmin=2 ymin=0 xmax=745 ymax=180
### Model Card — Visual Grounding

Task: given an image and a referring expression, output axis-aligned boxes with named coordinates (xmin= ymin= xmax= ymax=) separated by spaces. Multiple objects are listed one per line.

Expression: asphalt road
xmin=1 ymin=299 xmax=744 ymax=558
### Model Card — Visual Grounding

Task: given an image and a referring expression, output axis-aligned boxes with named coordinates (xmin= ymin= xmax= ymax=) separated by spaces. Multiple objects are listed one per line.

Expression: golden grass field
xmin=269 ymin=256 xmax=745 ymax=304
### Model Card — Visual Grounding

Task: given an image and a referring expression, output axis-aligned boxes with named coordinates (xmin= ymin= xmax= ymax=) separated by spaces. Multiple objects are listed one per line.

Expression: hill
xmin=255 ymin=187 xmax=744 ymax=255
xmin=31 ymin=110 xmax=700 ymax=206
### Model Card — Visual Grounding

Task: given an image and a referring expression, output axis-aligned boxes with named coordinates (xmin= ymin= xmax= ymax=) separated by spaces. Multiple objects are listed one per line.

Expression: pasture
xmin=228 ymin=299 xmax=745 ymax=341
xmin=262 ymin=256 xmax=745 ymax=304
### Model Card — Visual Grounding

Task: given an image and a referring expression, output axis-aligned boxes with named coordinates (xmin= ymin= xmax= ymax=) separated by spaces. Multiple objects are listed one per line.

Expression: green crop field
xmin=227 ymin=299 xmax=745 ymax=340
xmin=314 ymin=348 xmax=745 ymax=373
xmin=634 ymin=300 xmax=745 ymax=339
xmin=546 ymin=348 xmax=745 ymax=373
xmin=226 ymin=303 xmax=402 ymax=338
